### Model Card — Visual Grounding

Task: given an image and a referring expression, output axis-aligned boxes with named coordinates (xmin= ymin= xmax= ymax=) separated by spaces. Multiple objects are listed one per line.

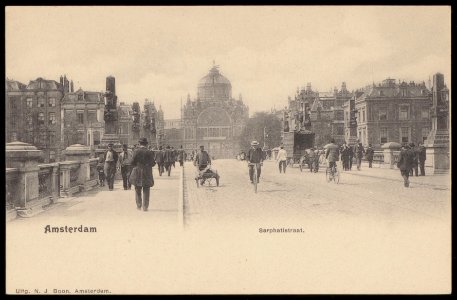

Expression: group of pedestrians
xmin=397 ymin=142 xmax=427 ymax=187
xmin=95 ymin=139 xmax=187 ymax=211
xmin=339 ymin=140 xmax=374 ymax=171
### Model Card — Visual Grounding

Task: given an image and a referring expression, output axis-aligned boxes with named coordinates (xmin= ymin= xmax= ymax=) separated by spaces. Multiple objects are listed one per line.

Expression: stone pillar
xmin=425 ymin=146 xmax=449 ymax=175
xmin=63 ymin=144 xmax=97 ymax=191
xmin=51 ymin=163 xmax=60 ymax=201
xmin=381 ymin=142 xmax=401 ymax=169
xmin=5 ymin=141 xmax=45 ymax=216
xmin=59 ymin=162 xmax=77 ymax=197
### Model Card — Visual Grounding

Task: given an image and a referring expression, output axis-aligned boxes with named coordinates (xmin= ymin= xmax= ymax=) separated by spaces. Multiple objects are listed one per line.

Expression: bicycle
xmin=248 ymin=162 xmax=261 ymax=193
xmin=325 ymin=162 xmax=340 ymax=184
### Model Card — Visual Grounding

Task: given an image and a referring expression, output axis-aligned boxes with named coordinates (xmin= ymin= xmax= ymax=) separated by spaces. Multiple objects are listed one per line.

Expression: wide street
xmin=6 ymin=159 xmax=451 ymax=294
xmin=184 ymin=159 xmax=450 ymax=228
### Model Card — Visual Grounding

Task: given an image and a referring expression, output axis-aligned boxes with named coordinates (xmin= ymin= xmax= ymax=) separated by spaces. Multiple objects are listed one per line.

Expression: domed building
xmin=180 ymin=63 xmax=249 ymax=158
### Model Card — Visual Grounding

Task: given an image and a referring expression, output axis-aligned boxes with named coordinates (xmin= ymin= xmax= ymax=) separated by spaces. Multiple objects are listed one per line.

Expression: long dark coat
xmin=129 ymin=146 xmax=156 ymax=187
xmin=365 ymin=147 xmax=374 ymax=161
xmin=397 ymin=148 xmax=414 ymax=171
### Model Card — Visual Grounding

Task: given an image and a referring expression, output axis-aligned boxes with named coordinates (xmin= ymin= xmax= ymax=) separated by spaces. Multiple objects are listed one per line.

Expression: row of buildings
xmin=283 ymin=73 xmax=449 ymax=149
xmin=5 ymin=64 xmax=250 ymax=161
xmin=5 ymin=75 xmax=165 ymax=162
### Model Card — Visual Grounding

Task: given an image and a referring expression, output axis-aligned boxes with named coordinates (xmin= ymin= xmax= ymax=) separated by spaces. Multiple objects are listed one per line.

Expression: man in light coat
xmin=277 ymin=145 xmax=288 ymax=173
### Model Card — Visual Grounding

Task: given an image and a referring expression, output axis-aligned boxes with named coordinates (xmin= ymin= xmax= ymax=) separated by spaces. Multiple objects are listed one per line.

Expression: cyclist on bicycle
xmin=325 ymin=138 xmax=340 ymax=174
xmin=247 ymin=140 xmax=263 ymax=184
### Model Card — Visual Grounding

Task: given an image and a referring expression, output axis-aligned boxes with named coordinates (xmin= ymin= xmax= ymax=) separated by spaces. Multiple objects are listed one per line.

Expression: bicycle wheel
xmin=334 ymin=169 xmax=340 ymax=184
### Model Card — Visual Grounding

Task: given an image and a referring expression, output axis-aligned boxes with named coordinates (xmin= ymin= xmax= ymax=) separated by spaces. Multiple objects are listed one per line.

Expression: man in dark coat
xmin=118 ymin=144 xmax=133 ymax=190
xmin=417 ymin=142 xmax=427 ymax=176
xmin=353 ymin=140 xmax=365 ymax=171
xmin=164 ymin=145 xmax=174 ymax=176
xmin=365 ymin=144 xmax=374 ymax=168
xmin=340 ymin=142 xmax=349 ymax=171
xmin=177 ymin=145 xmax=185 ymax=167
xmin=104 ymin=143 xmax=119 ymax=191
xmin=397 ymin=143 xmax=414 ymax=187
xmin=409 ymin=142 xmax=419 ymax=177
xmin=155 ymin=146 xmax=164 ymax=176
xmin=347 ymin=144 xmax=354 ymax=170
xmin=129 ymin=137 xmax=156 ymax=211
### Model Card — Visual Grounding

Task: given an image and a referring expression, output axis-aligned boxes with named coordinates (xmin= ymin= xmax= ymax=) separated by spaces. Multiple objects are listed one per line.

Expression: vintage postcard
xmin=5 ymin=6 xmax=451 ymax=294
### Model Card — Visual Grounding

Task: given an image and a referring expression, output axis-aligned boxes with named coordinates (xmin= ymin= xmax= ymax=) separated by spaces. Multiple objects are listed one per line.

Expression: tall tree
xmin=239 ymin=112 xmax=282 ymax=152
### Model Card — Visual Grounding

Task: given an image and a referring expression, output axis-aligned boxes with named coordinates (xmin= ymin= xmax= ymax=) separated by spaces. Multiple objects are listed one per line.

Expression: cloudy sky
xmin=6 ymin=6 xmax=451 ymax=119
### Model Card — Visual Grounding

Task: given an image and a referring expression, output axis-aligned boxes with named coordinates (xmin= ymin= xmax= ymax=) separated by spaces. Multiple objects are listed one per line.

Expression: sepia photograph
xmin=5 ymin=5 xmax=451 ymax=294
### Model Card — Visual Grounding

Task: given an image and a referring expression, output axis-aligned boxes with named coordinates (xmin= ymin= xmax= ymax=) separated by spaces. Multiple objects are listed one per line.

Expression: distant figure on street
xmin=353 ymin=140 xmax=365 ymax=171
xmin=171 ymin=146 xmax=177 ymax=168
xmin=104 ymin=143 xmax=119 ymax=191
xmin=365 ymin=144 xmax=374 ymax=168
xmin=397 ymin=143 xmax=414 ymax=187
xmin=129 ymin=137 xmax=156 ymax=211
xmin=177 ymin=145 xmax=185 ymax=167
xmin=164 ymin=145 xmax=174 ymax=176
xmin=347 ymin=144 xmax=354 ymax=170
xmin=247 ymin=140 xmax=264 ymax=183
xmin=97 ymin=155 xmax=105 ymax=187
xmin=118 ymin=144 xmax=133 ymax=190
xmin=155 ymin=145 xmax=165 ymax=176
xmin=340 ymin=142 xmax=350 ymax=171
xmin=277 ymin=145 xmax=288 ymax=173
xmin=307 ymin=147 xmax=318 ymax=173
xmin=418 ymin=142 xmax=427 ymax=176
xmin=409 ymin=142 xmax=419 ymax=177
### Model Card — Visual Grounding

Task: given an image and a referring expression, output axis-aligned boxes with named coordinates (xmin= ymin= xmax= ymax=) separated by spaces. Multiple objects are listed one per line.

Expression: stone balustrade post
xmin=64 ymin=144 xmax=98 ymax=191
xmin=51 ymin=163 xmax=60 ymax=201
xmin=381 ymin=142 xmax=401 ymax=169
xmin=5 ymin=141 xmax=44 ymax=216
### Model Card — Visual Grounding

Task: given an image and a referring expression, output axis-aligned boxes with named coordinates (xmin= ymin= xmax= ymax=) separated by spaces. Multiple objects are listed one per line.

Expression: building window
xmin=78 ymin=94 xmax=83 ymax=101
xmin=380 ymin=128 xmax=387 ymax=144
xmin=27 ymin=98 xmax=33 ymax=108
xmin=422 ymin=127 xmax=430 ymax=142
xmin=345 ymin=111 xmax=349 ymax=126
xmin=87 ymin=110 xmax=97 ymax=123
xmin=49 ymin=133 xmax=55 ymax=145
xmin=337 ymin=124 xmax=344 ymax=135
xmin=38 ymin=112 xmax=45 ymax=125
xmin=400 ymin=127 xmax=410 ymax=143
xmin=10 ymin=99 xmax=17 ymax=110
xmin=421 ymin=108 xmax=429 ymax=119
xmin=49 ymin=98 xmax=56 ymax=107
xmin=378 ymin=108 xmax=387 ymax=120
xmin=122 ymin=123 xmax=129 ymax=134
xmin=38 ymin=98 xmax=45 ymax=108
xmin=49 ymin=112 xmax=56 ymax=125
xmin=401 ymin=89 xmax=407 ymax=97
xmin=362 ymin=109 xmax=366 ymax=122
xmin=399 ymin=105 xmax=409 ymax=120
xmin=77 ymin=110 xmax=84 ymax=124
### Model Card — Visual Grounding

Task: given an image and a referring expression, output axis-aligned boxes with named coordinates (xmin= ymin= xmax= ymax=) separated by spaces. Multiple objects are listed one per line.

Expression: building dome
xmin=197 ymin=65 xmax=232 ymax=101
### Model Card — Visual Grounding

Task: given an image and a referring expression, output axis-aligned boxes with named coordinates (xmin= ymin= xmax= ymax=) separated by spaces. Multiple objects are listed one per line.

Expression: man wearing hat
xmin=397 ymin=143 xmax=414 ymax=187
xmin=164 ymin=145 xmax=174 ymax=176
xmin=155 ymin=145 xmax=165 ymax=176
xmin=194 ymin=145 xmax=211 ymax=170
xmin=118 ymin=144 xmax=133 ymax=190
xmin=247 ymin=140 xmax=264 ymax=183
xmin=129 ymin=138 xmax=156 ymax=211
xmin=104 ymin=143 xmax=119 ymax=191
xmin=353 ymin=139 xmax=365 ymax=171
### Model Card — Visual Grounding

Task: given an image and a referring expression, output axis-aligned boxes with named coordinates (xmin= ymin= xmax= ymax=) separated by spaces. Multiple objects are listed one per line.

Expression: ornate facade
xmin=179 ymin=64 xmax=248 ymax=158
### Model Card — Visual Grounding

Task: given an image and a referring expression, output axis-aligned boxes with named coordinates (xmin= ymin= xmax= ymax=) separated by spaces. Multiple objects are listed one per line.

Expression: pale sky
xmin=6 ymin=6 xmax=451 ymax=119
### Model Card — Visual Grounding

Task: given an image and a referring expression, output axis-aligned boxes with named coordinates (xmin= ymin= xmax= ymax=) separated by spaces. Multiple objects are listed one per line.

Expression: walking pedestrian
xmin=171 ymin=146 xmax=177 ymax=168
xmin=397 ymin=143 xmax=414 ymax=188
xmin=155 ymin=145 xmax=164 ymax=176
xmin=409 ymin=142 xmax=419 ymax=176
xmin=340 ymin=142 xmax=349 ymax=171
xmin=129 ymin=138 xmax=156 ymax=211
xmin=177 ymin=145 xmax=185 ymax=167
xmin=353 ymin=140 xmax=365 ymax=171
xmin=418 ymin=142 xmax=426 ymax=176
xmin=164 ymin=145 xmax=174 ymax=176
xmin=277 ymin=145 xmax=287 ymax=173
xmin=97 ymin=155 xmax=105 ymax=186
xmin=365 ymin=144 xmax=374 ymax=168
xmin=104 ymin=143 xmax=119 ymax=191
xmin=118 ymin=144 xmax=133 ymax=190
xmin=347 ymin=144 xmax=354 ymax=170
